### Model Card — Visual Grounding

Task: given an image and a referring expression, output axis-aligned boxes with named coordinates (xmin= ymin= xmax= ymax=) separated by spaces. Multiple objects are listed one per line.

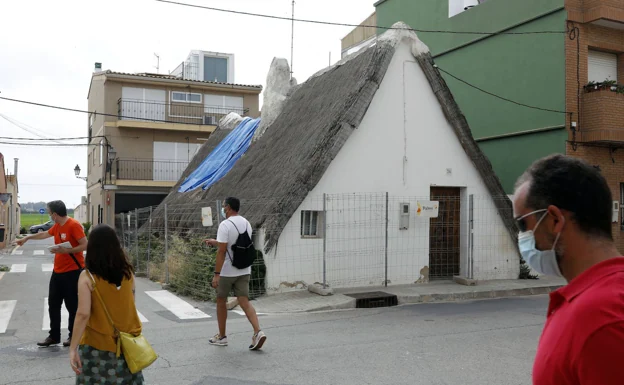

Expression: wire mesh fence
xmin=116 ymin=192 xmax=520 ymax=301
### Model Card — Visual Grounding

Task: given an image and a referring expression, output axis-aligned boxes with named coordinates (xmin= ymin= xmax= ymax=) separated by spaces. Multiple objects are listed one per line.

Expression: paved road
xmin=0 ymin=239 xmax=547 ymax=385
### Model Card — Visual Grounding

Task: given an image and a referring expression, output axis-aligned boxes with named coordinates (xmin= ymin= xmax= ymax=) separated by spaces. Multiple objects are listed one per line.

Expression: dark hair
xmin=224 ymin=197 xmax=240 ymax=212
xmin=47 ymin=200 xmax=67 ymax=217
xmin=516 ymin=154 xmax=613 ymax=240
xmin=86 ymin=224 xmax=134 ymax=286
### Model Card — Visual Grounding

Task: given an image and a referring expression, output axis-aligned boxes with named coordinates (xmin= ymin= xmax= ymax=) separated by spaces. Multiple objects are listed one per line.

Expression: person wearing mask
xmin=512 ymin=154 xmax=623 ymax=385
xmin=68 ymin=224 xmax=144 ymax=384
xmin=17 ymin=200 xmax=87 ymax=347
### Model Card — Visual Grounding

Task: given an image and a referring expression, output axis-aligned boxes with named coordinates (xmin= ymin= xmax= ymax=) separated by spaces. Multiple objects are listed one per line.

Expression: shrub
xmin=19 ymin=227 xmax=27 ymax=235
xmin=82 ymin=222 xmax=92 ymax=236
xmin=519 ymin=260 xmax=538 ymax=280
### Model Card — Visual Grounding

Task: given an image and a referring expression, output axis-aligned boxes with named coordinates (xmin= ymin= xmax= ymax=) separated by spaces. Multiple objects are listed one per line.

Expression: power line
xmin=21 ymin=183 xmax=86 ymax=187
xmin=0 ymin=141 xmax=97 ymax=147
xmin=0 ymin=96 xmax=206 ymax=125
xmin=155 ymin=0 xmax=567 ymax=36
xmin=0 ymin=136 xmax=91 ymax=141
xmin=0 ymin=114 xmax=65 ymax=144
xmin=435 ymin=66 xmax=568 ymax=114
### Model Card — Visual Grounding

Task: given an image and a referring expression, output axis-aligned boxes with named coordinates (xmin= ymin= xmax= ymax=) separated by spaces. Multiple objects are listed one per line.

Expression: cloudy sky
xmin=0 ymin=0 xmax=374 ymax=208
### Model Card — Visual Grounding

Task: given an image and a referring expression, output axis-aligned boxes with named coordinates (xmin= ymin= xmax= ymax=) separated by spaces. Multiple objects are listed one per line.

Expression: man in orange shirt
xmin=17 ymin=200 xmax=87 ymax=347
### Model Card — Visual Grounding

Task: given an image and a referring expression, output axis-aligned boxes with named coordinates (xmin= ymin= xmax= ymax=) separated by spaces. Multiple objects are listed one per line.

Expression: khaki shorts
xmin=217 ymin=274 xmax=250 ymax=298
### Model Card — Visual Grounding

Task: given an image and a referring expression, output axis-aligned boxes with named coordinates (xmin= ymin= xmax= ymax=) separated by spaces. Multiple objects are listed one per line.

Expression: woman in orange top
xmin=68 ymin=224 xmax=144 ymax=384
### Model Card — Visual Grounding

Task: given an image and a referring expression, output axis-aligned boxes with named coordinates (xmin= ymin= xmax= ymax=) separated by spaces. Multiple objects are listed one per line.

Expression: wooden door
xmin=429 ymin=187 xmax=461 ymax=279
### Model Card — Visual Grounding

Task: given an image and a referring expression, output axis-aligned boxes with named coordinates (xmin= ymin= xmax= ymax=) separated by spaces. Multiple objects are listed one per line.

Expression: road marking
xmin=10 ymin=264 xmax=27 ymax=273
xmin=145 ymin=290 xmax=211 ymax=320
xmin=231 ymin=309 xmax=266 ymax=316
xmin=137 ymin=310 xmax=149 ymax=323
xmin=11 ymin=250 xmax=23 ymax=255
xmin=0 ymin=272 xmax=4 ymax=281
xmin=0 ymin=300 xmax=17 ymax=333
xmin=42 ymin=298 xmax=69 ymax=331
xmin=33 ymin=250 xmax=44 ymax=256
xmin=42 ymin=264 xmax=54 ymax=272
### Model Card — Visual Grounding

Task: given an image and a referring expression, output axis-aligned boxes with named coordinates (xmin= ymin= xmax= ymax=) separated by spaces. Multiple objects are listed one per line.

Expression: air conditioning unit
xmin=204 ymin=116 xmax=217 ymax=125
xmin=613 ymin=201 xmax=620 ymax=223
xmin=399 ymin=202 xmax=410 ymax=230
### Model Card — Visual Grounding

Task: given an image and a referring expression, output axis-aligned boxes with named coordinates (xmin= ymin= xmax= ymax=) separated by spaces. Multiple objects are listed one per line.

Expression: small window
xmin=171 ymin=91 xmax=202 ymax=103
xmin=301 ymin=210 xmax=323 ymax=238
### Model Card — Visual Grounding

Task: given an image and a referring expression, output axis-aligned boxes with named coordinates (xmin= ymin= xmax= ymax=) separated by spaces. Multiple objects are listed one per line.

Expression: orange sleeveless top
xmin=81 ymin=271 xmax=142 ymax=352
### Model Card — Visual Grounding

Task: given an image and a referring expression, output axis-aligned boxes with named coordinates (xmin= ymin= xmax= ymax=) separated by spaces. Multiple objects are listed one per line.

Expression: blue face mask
xmin=221 ymin=207 xmax=227 ymax=219
xmin=517 ymin=210 xmax=564 ymax=277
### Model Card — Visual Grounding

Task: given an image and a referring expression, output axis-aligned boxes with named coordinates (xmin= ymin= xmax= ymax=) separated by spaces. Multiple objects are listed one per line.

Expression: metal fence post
xmin=216 ymin=200 xmax=221 ymax=225
xmin=322 ymin=193 xmax=327 ymax=289
xmin=134 ymin=208 xmax=139 ymax=272
xmin=147 ymin=206 xmax=152 ymax=279
xmin=384 ymin=192 xmax=389 ymax=288
xmin=164 ymin=204 xmax=169 ymax=285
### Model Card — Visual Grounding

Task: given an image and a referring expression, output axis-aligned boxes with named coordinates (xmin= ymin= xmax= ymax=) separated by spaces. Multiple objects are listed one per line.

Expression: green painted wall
xmin=376 ymin=0 xmax=568 ymax=193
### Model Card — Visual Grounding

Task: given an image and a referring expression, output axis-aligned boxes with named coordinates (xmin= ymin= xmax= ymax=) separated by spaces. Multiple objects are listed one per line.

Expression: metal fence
xmin=116 ymin=193 xmax=519 ymax=301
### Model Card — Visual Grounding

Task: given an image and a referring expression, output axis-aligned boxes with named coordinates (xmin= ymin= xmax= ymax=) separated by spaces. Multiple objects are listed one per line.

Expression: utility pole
xmin=290 ymin=0 xmax=295 ymax=80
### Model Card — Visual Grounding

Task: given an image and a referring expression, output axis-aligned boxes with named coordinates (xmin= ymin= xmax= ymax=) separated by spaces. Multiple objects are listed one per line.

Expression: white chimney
xmin=13 ymin=158 xmax=17 ymax=180
xmin=94 ymin=62 xmax=102 ymax=73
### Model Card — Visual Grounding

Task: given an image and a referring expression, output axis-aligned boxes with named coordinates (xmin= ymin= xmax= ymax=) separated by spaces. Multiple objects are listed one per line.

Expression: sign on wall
xmin=416 ymin=201 xmax=439 ymax=218
xmin=201 ymin=207 xmax=213 ymax=227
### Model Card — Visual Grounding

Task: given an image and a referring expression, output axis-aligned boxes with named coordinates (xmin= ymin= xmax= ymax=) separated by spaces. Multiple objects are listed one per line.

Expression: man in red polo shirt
xmin=513 ymin=154 xmax=624 ymax=385
xmin=17 ymin=200 xmax=87 ymax=347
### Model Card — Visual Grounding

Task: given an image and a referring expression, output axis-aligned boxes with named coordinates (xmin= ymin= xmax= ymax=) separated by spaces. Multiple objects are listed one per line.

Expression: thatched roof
xmin=147 ymin=22 xmax=519 ymax=251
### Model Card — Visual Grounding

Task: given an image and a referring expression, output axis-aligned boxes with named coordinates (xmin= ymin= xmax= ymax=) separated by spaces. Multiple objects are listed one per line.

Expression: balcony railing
xmin=116 ymin=159 xmax=190 ymax=182
xmin=581 ymin=87 xmax=624 ymax=143
xmin=118 ymin=99 xmax=248 ymax=125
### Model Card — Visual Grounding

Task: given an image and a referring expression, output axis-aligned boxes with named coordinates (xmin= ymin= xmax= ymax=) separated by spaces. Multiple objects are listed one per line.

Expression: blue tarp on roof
xmin=178 ymin=117 xmax=261 ymax=193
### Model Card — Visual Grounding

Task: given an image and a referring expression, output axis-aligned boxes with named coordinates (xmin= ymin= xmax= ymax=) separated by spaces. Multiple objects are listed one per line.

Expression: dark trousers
xmin=48 ymin=269 xmax=81 ymax=341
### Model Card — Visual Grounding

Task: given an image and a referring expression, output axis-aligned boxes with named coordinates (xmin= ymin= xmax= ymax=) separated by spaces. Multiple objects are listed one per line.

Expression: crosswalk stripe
xmin=10 ymin=264 xmax=27 ymax=273
xmin=42 ymin=298 xmax=69 ymax=331
xmin=0 ymin=272 xmax=4 ymax=281
xmin=33 ymin=250 xmax=44 ymax=256
xmin=41 ymin=264 xmax=54 ymax=272
xmin=145 ymin=290 xmax=211 ymax=320
xmin=0 ymin=300 xmax=17 ymax=334
xmin=137 ymin=310 xmax=149 ymax=323
xmin=230 ymin=309 xmax=267 ymax=316
xmin=11 ymin=250 xmax=23 ymax=255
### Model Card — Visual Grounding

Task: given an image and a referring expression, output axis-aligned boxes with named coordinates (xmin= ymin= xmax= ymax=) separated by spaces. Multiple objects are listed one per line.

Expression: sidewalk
xmin=250 ymin=277 xmax=565 ymax=314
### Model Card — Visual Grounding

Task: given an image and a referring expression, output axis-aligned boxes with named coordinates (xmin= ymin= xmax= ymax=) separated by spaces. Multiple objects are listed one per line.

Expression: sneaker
xmin=63 ymin=338 xmax=71 ymax=347
xmin=209 ymin=334 xmax=228 ymax=346
xmin=37 ymin=337 xmax=60 ymax=347
xmin=249 ymin=330 xmax=267 ymax=351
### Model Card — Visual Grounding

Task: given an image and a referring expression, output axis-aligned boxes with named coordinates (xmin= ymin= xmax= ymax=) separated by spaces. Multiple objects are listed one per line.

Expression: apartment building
xmin=343 ymin=0 xmax=624 ymax=251
xmin=86 ymin=50 xmax=262 ymax=227
xmin=0 ymin=156 xmax=19 ymax=248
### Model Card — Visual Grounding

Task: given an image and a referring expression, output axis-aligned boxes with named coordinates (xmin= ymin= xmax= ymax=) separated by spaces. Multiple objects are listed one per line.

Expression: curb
xmin=396 ymin=285 xmax=563 ymax=305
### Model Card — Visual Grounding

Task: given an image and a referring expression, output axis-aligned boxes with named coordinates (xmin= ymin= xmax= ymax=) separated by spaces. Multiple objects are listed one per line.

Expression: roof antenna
xmin=290 ymin=0 xmax=295 ymax=80
xmin=154 ymin=53 xmax=160 ymax=74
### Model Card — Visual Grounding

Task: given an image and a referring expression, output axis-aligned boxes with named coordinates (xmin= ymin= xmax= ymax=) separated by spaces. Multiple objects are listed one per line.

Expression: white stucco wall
xmin=261 ymin=38 xmax=519 ymax=293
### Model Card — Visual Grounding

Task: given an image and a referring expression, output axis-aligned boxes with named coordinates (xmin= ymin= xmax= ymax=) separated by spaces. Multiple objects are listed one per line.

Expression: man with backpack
xmin=204 ymin=197 xmax=267 ymax=351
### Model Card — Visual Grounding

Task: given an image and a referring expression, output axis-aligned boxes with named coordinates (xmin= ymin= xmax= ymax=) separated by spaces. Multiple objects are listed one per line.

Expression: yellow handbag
xmin=88 ymin=271 xmax=158 ymax=374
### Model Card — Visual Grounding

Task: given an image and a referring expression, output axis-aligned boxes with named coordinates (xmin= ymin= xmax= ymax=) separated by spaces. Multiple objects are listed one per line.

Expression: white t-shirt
xmin=216 ymin=215 xmax=253 ymax=277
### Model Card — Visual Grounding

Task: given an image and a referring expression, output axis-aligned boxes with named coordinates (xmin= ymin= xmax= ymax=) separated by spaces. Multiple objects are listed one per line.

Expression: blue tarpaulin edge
xmin=178 ymin=117 xmax=261 ymax=193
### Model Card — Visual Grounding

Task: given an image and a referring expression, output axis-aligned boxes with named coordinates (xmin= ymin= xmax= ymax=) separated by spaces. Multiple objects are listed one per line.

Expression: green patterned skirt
xmin=76 ymin=344 xmax=144 ymax=385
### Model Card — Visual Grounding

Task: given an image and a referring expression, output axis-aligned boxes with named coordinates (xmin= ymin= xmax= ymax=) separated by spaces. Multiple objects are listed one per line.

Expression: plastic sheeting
xmin=178 ymin=117 xmax=261 ymax=193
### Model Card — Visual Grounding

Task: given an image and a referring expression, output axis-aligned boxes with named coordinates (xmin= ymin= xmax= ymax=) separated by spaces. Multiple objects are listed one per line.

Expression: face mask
xmin=221 ymin=208 xmax=227 ymax=219
xmin=517 ymin=210 xmax=564 ymax=277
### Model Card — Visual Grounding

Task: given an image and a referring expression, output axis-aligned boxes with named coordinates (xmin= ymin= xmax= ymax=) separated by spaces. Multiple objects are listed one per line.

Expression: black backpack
xmin=226 ymin=219 xmax=256 ymax=269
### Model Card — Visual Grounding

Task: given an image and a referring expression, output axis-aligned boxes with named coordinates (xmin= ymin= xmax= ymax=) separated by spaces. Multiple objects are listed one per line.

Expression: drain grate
xmin=344 ymin=291 xmax=398 ymax=309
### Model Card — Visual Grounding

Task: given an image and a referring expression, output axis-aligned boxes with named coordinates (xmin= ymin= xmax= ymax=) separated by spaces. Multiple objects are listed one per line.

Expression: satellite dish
xmin=0 ymin=193 xmax=11 ymax=204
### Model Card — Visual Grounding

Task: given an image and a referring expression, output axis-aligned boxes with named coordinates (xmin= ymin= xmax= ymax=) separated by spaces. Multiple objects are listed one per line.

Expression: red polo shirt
xmin=533 ymin=257 xmax=624 ymax=385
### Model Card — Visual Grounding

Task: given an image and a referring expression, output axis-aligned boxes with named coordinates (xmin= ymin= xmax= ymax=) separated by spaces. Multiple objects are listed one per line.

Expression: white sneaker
xmin=249 ymin=330 xmax=266 ymax=351
xmin=209 ymin=334 xmax=228 ymax=346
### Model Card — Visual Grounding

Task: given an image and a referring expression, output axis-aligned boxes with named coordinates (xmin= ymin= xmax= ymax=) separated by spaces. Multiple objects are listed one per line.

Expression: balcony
xmin=568 ymin=0 xmax=624 ymax=26
xmin=581 ymin=85 xmax=624 ymax=144
xmin=116 ymin=99 xmax=248 ymax=132
xmin=115 ymin=159 xmax=190 ymax=187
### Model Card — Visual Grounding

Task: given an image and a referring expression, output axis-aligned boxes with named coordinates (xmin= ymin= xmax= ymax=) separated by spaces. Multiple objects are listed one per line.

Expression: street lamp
xmin=74 ymin=165 xmax=88 ymax=181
